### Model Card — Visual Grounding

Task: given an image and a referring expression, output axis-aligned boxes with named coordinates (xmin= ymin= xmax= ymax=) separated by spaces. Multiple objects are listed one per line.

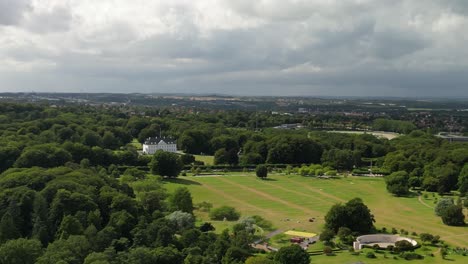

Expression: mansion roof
xmin=144 ymin=137 xmax=176 ymax=145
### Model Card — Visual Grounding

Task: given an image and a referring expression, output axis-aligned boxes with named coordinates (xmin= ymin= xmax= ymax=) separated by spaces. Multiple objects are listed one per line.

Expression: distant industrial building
xmin=273 ymin=123 xmax=304 ymax=129
xmin=436 ymin=133 xmax=468 ymax=142
xmin=142 ymin=137 xmax=177 ymax=154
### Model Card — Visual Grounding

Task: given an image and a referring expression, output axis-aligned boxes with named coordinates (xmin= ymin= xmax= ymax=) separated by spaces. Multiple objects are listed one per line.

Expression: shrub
xmin=400 ymin=252 xmax=424 ymax=260
xmin=323 ymin=246 xmax=333 ymax=255
xmin=256 ymin=164 xmax=268 ymax=179
xmin=209 ymin=206 xmax=240 ymax=221
xmin=197 ymin=201 xmax=213 ymax=212
xmin=251 ymin=215 xmax=273 ymax=230
xmin=366 ymin=252 xmax=376 ymax=258
xmin=395 ymin=240 xmax=413 ymax=251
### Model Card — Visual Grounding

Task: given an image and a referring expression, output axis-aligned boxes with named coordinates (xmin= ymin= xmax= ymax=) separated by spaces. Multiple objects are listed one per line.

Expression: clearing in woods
xmin=163 ymin=174 xmax=468 ymax=249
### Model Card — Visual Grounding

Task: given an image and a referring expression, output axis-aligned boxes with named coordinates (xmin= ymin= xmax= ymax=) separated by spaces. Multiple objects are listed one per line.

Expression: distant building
xmin=273 ymin=123 xmax=304 ymax=129
xmin=436 ymin=133 xmax=468 ymax=142
xmin=142 ymin=137 xmax=177 ymax=154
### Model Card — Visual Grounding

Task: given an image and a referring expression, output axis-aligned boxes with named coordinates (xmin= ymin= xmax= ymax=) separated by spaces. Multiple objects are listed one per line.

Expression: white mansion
xmin=142 ymin=137 xmax=177 ymax=154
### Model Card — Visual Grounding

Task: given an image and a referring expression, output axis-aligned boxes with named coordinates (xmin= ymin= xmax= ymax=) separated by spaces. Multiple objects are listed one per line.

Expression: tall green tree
xmin=324 ymin=198 xmax=375 ymax=234
xmin=458 ymin=164 xmax=468 ymax=196
xmin=0 ymin=212 xmax=21 ymax=243
xmin=0 ymin=238 xmax=43 ymax=264
xmin=385 ymin=171 xmax=410 ymax=196
xmin=150 ymin=150 xmax=183 ymax=177
xmin=32 ymin=194 xmax=50 ymax=245
xmin=169 ymin=187 xmax=194 ymax=214
xmin=274 ymin=244 xmax=309 ymax=264
xmin=440 ymin=205 xmax=465 ymax=226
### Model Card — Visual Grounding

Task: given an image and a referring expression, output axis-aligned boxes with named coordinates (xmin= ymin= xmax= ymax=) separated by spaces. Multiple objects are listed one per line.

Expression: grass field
xmin=163 ymin=174 xmax=468 ymax=247
xmin=327 ymin=130 xmax=401 ymax=140
xmin=193 ymin=155 xmax=214 ymax=165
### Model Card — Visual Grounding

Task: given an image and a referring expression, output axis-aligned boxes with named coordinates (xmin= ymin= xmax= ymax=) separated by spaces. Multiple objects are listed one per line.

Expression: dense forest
xmin=0 ymin=102 xmax=466 ymax=263
xmin=0 ymin=102 xmax=466 ymax=196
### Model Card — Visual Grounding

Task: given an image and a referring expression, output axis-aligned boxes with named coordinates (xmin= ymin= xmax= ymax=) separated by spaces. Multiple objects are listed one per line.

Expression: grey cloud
xmin=24 ymin=6 xmax=72 ymax=33
xmin=0 ymin=0 xmax=31 ymax=25
xmin=0 ymin=0 xmax=468 ymax=97
xmin=370 ymin=29 xmax=428 ymax=59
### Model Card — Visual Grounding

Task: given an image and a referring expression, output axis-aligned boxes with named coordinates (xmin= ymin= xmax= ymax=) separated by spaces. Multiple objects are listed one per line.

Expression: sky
xmin=1 ymin=0 xmax=468 ymax=97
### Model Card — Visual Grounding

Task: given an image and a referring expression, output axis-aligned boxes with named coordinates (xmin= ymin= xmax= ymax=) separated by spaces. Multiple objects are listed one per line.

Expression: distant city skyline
xmin=1 ymin=0 xmax=468 ymax=97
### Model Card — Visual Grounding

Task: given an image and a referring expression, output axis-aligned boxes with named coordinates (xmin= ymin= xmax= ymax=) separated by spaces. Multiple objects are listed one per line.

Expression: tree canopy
xmin=324 ymin=198 xmax=375 ymax=234
xmin=150 ymin=150 xmax=183 ymax=177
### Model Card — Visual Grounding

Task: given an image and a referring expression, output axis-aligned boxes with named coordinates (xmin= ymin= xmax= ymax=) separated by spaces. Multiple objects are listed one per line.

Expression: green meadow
xmin=193 ymin=154 xmax=215 ymax=165
xmin=163 ymin=173 xmax=468 ymax=259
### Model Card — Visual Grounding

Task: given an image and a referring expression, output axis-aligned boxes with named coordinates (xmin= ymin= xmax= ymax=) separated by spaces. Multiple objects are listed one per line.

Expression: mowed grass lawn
xmin=193 ymin=155 xmax=214 ymax=165
xmin=163 ymin=174 xmax=468 ymax=248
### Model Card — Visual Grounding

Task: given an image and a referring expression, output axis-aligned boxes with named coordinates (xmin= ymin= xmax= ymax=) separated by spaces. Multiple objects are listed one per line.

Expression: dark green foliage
xmin=266 ymin=135 xmax=322 ymax=164
xmin=0 ymin=146 xmax=21 ymax=173
xmin=0 ymin=212 xmax=20 ymax=243
xmin=36 ymin=235 xmax=91 ymax=264
xmin=255 ymin=164 xmax=268 ymax=179
xmin=1 ymin=160 xmax=234 ymax=263
xmin=385 ymin=171 xmax=410 ymax=196
xmin=82 ymin=131 xmax=102 ymax=147
xmin=214 ymin=148 xmax=239 ymax=165
xmin=440 ymin=205 xmax=465 ymax=226
xmin=435 ymin=198 xmax=454 ymax=216
xmin=150 ymin=150 xmax=183 ymax=177
xmin=322 ymin=149 xmax=361 ymax=170
xmin=324 ymin=198 xmax=375 ymax=234
xmin=273 ymin=244 xmax=310 ymax=264
xmin=323 ymin=246 xmax=333 ymax=255
xmin=419 ymin=233 xmax=438 ymax=244
xmin=395 ymin=240 xmax=414 ymax=251
xmin=169 ymin=187 xmax=194 ymax=214
xmin=152 ymin=246 xmax=184 ymax=264
xmin=178 ymin=130 xmax=211 ymax=154
xmin=337 ymin=227 xmax=354 ymax=245
xmin=0 ymin=238 xmax=43 ymax=264
xmin=423 ymin=164 xmax=459 ymax=194
xmin=222 ymin=246 xmax=251 ymax=264
xmin=15 ymin=144 xmax=72 ymax=168
xmin=199 ymin=222 xmax=215 ymax=232
xmin=400 ymin=252 xmax=424 ymax=260
xmin=180 ymin=154 xmax=195 ymax=165
xmin=0 ymin=101 xmax=466 ymax=263
xmin=57 ymin=215 xmax=84 ymax=240
xmin=459 ymin=164 xmax=468 ymax=196
xmin=319 ymin=229 xmax=335 ymax=243
xmin=373 ymin=119 xmax=416 ymax=134
xmin=209 ymin=206 xmax=241 ymax=221
xmin=102 ymin=131 xmax=118 ymax=149
xmin=245 ymin=255 xmax=277 ymax=264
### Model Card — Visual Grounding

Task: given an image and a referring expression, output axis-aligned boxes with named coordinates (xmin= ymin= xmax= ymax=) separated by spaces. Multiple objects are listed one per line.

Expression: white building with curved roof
xmin=353 ymin=234 xmax=417 ymax=250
